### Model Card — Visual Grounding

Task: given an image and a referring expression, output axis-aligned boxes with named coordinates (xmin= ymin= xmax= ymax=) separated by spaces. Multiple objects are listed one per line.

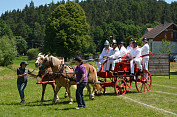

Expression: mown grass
xmin=0 ymin=58 xmax=177 ymax=117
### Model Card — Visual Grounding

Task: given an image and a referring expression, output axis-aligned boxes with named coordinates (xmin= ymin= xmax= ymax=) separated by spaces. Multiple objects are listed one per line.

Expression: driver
xmin=128 ymin=41 xmax=142 ymax=75
xmin=96 ymin=40 xmax=112 ymax=71
xmin=105 ymin=42 xmax=120 ymax=74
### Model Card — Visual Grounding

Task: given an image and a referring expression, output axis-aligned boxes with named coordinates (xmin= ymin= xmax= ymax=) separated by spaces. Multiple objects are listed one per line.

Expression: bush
xmin=0 ymin=36 xmax=17 ymax=66
xmin=27 ymin=48 xmax=39 ymax=60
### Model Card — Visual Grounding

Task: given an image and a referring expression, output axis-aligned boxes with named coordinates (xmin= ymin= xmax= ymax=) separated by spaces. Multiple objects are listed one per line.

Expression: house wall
xmin=149 ymin=41 xmax=177 ymax=53
xmin=153 ymin=24 xmax=175 ymax=41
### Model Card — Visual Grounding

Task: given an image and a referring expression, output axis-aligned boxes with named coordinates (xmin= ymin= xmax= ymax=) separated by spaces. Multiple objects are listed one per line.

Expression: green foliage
xmin=44 ymin=1 xmax=92 ymax=57
xmin=1 ymin=0 xmax=177 ymax=55
xmin=27 ymin=48 xmax=39 ymax=60
xmin=0 ymin=36 xmax=17 ymax=66
xmin=137 ymin=38 xmax=143 ymax=47
xmin=0 ymin=19 xmax=13 ymax=38
xmin=159 ymin=35 xmax=174 ymax=53
xmin=15 ymin=36 xmax=27 ymax=55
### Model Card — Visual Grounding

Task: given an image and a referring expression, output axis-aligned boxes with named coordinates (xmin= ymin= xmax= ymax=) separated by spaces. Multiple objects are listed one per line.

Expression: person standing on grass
xmin=74 ymin=57 xmax=88 ymax=109
xmin=17 ymin=61 xmax=36 ymax=104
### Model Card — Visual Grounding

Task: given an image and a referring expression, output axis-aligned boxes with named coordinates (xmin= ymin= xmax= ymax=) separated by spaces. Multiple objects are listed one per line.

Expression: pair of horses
xmin=35 ymin=53 xmax=102 ymax=104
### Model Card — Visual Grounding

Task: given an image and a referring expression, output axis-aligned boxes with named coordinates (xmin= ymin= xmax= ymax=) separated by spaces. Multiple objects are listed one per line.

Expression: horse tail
xmin=90 ymin=65 xmax=102 ymax=91
xmin=92 ymin=66 xmax=98 ymax=83
xmin=72 ymin=85 xmax=77 ymax=89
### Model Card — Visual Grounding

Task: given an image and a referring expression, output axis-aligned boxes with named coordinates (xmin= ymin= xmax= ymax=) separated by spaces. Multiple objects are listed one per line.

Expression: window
xmin=173 ymin=31 xmax=177 ymax=41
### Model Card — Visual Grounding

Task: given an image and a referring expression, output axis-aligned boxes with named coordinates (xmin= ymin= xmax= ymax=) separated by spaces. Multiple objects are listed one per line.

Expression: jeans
xmin=76 ymin=82 xmax=87 ymax=107
xmin=17 ymin=81 xmax=27 ymax=99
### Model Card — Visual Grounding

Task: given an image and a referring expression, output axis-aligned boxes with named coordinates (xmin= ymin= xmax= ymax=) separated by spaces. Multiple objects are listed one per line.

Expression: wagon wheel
xmin=115 ymin=79 xmax=127 ymax=95
xmin=135 ymin=70 xmax=152 ymax=93
xmin=123 ymin=76 xmax=132 ymax=91
xmin=95 ymin=80 xmax=106 ymax=95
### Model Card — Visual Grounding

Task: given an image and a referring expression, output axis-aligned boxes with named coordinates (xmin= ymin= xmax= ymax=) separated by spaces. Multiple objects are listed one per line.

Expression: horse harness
xmin=55 ymin=63 xmax=91 ymax=82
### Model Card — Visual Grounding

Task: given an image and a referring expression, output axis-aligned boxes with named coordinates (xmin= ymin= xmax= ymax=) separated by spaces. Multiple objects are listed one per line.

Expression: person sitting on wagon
xmin=96 ymin=40 xmax=112 ymax=71
xmin=105 ymin=42 xmax=120 ymax=74
xmin=141 ymin=38 xmax=149 ymax=70
xmin=127 ymin=38 xmax=134 ymax=52
xmin=128 ymin=41 xmax=142 ymax=75
xmin=118 ymin=41 xmax=128 ymax=62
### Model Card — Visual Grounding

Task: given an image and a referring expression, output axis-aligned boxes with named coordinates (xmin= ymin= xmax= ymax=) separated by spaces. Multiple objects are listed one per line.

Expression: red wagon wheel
xmin=135 ymin=70 xmax=152 ymax=93
xmin=123 ymin=76 xmax=132 ymax=91
xmin=115 ymin=79 xmax=127 ymax=95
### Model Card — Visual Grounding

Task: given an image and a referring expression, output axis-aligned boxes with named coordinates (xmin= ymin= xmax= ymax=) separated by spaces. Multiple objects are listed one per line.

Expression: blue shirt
xmin=75 ymin=64 xmax=88 ymax=82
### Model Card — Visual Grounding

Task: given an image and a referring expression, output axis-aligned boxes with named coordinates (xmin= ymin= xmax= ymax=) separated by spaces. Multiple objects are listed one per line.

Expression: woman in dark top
xmin=74 ymin=57 xmax=88 ymax=109
xmin=17 ymin=61 xmax=36 ymax=104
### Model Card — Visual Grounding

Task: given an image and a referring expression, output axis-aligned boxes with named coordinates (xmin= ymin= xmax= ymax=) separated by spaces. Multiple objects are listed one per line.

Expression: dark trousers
xmin=76 ymin=82 xmax=87 ymax=107
xmin=17 ymin=81 xmax=27 ymax=99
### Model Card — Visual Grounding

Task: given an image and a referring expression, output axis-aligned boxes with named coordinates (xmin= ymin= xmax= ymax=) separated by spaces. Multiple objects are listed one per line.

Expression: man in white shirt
xmin=128 ymin=41 xmax=142 ymax=74
xmin=118 ymin=42 xmax=128 ymax=62
xmin=96 ymin=40 xmax=112 ymax=71
xmin=141 ymin=38 xmax=149 ymax=70
xmin=105 ymin=42 xmax=120 ymax=74
xmin=127 ymin=38 xmax=134 ymax=52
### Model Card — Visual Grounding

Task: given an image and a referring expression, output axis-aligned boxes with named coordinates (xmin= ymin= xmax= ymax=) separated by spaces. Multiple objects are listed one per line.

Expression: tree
xmin=15 ymin=36 xmax=27 ymax=55
xmin=27 ymin=48 xmax=39 ymax=60
xmin=159 ymin=35 xmax=174 ymax=53
xmin=44 ymin=1 xmax=91 ymax=58
xmin=0 ymin=36 xmax=17 ymax=66
xmin=0 ymin=19 xmax=13 ymax=38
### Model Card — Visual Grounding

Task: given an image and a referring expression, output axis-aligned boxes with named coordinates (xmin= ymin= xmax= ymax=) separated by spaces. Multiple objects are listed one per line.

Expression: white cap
xmin=104 ymin=40 xmax=110 ymax=45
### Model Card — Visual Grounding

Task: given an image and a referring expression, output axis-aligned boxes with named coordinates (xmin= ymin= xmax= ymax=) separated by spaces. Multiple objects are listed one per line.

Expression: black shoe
xmin=83 ymin=105 xmax=86 ymax=108
xmin=130 ymin=73 xmax=134 ymax=76
xmin=19 ymin=100 xmax=26 ymax=105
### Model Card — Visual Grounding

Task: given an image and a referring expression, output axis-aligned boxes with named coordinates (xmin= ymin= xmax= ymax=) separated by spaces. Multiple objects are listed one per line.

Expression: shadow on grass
xmin=170 ymin=72 xmax=177 ymax=75
xmin=95 ymin=90 xmax=139 ymax=96
xmin=0 ymin=99 xmax=77 ymax=107
xmin=54 ymin=107 xmax=76 ymax=110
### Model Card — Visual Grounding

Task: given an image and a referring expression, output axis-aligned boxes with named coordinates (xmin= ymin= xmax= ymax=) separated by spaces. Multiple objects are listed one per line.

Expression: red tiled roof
xmin=143 ymin=23 xmax=173 ymax=39
xmin=147 ymin=28 xmax=153 ymax=31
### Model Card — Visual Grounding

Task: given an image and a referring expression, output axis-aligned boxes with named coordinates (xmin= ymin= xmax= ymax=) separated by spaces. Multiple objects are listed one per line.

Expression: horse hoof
xmin=69 ymin=102 xmax=73 ymax=104
xmin=56 ymin=99 xmax=59 ymax=101
xmin=89 ymin=97 xmax=94 ymax=100
xmin=52 ymin=102 xmax=55 ymax=105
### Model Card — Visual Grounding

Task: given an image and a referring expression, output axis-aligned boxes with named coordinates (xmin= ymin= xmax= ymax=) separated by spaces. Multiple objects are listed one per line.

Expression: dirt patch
xmin=0 ymin=75 xmax=16 ymax=80
xmin=0 ymin=68 xmax=5 ymax=72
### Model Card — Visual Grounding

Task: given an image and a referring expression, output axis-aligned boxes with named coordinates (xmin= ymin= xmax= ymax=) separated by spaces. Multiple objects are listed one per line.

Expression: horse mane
xmin=48 ymin=56 xmax=63 ymax=67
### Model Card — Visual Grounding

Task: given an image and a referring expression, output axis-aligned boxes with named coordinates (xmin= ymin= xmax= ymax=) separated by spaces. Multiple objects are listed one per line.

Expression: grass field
xmin=0 ymin=58 xmax=177 ymax=117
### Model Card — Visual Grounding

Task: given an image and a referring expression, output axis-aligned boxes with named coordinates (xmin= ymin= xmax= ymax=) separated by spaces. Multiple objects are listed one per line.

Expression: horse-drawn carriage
xmin=97 ymin=59 xmax=152 ymax=95
xmin=35 ymin=53 xmax=152 ymax=104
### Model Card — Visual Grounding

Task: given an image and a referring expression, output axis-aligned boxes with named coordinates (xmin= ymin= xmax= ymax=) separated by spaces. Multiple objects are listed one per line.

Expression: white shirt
xmin=129 ymin=47 xmax=141 ymax=61
xmin=141 ymin=43 xmax=149 ymax=58
xmin=127 ymin=45 xmax=132 ymax=52
xmin=108 ymin=47 xmax=120 ymax=59
xmin=120 ymin=46 xmax=128 ymax=57
xmin=99 ymin=47 xmax=112 ymax=60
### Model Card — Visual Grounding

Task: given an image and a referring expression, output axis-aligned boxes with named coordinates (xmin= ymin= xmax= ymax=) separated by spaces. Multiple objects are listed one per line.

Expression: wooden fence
xmin=149 ymin=53 xmax=170 ymax=78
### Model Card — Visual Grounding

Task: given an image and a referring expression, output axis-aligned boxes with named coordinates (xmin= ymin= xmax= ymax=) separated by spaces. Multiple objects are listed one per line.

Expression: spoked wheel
xmin=136 ymin=70 xmax=152 ymax=93
xmin=115 ymin=79 xmax=127 ymax=95
xmin=123 ymin=76 xmax=132 ymax=91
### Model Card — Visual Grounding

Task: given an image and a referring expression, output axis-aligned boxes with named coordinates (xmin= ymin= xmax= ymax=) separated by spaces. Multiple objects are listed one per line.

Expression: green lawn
xmin=0 ymin=59 xmax=177 ymax=117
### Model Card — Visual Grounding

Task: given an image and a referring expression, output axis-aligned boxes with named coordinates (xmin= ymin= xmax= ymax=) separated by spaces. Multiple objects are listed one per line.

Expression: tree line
xmin=0 ymin=0 xmax=177 ymax=63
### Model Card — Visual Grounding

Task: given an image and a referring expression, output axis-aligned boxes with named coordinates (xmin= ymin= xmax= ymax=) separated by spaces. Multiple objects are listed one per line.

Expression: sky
xmin=0 ymin=0 xmax=177 ymax=15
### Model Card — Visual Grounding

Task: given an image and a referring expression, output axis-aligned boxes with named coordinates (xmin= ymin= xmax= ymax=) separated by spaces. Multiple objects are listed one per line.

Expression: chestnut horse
xmin=35 ymin=53 xmax=59 ymax=102
xmin=42 ymin=55 xmax=102 ymax=104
